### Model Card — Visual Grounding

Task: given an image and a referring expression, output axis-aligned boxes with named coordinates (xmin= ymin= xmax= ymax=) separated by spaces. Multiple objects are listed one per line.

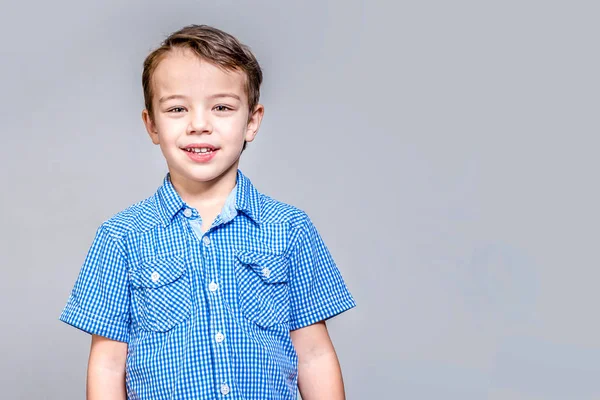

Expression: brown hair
xmin=142 ymin=24 xmax=263 ymax=123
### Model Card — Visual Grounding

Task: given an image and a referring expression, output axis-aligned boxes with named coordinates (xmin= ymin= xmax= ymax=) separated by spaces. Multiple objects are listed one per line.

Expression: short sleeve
xmin=288 ymin=216 xmax=356 ymax=330
xmin=59 ymin=224 xmax=131 ymax=342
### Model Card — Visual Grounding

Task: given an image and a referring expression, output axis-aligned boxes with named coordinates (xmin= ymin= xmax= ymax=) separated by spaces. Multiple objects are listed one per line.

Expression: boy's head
xmin=141 ymin=25 xmax=264 ymax=187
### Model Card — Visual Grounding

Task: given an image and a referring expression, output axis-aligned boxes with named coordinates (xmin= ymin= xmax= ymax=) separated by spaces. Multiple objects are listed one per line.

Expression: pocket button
xmin=151 ymin=271 xmax=160 ymax=283
xmin=220 ymin=383 xmax=230 ymax=395
xmin=262 ymin=267 xmax=271 ymax=278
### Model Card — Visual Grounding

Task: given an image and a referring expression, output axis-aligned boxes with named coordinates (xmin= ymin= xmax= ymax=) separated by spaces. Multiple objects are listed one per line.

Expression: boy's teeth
xmin=187 ymin=148 xmax=213 ymax=153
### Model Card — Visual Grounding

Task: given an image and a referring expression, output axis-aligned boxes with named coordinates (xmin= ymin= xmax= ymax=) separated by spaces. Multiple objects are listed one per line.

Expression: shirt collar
xmin=156 ymin=170 xmax=261 ymax=226
xmin=234 ymin=170 xmax=261 ymax=224
xmin=156 ymin=174 xmax=185 ymax=226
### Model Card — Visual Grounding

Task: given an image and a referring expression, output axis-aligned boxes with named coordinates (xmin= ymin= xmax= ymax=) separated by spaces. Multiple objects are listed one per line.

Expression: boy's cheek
xmin=154 ymin=122 xmax=183 ymax=139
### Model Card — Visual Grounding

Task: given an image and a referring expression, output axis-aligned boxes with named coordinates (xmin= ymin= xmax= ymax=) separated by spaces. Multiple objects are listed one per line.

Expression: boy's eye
xmin=168 ymin=107 xmax=186 ymax=113
xmin=214 ymin=105 xmax=232 ymax=112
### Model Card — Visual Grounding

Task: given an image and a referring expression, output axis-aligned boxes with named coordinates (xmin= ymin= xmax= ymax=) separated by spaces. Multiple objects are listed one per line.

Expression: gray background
xmin=1 ymin=0 xmax=599 ymax=399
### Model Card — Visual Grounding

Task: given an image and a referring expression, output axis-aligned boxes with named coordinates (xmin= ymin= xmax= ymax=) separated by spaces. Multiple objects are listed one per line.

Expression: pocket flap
xmin=131 ymin=255 xmax=186 ymax=288
xmin=236 ymin=251 xmax=289 ymax=283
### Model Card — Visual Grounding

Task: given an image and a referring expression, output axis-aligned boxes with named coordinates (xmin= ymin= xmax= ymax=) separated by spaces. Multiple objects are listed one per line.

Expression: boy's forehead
xmin=152 ymin=48 xmax=247 ymax=100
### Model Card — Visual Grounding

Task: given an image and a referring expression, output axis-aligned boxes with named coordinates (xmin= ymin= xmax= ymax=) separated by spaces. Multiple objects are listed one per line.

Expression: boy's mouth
xmin=181 ymin=144 xmax=219 ymax=163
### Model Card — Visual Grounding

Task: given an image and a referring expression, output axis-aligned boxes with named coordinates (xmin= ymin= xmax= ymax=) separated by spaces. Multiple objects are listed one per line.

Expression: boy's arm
xmin=87 ymin=334 xmax=128 ymax=400
xmin=291 ymin=321 xmax=346 ymax=400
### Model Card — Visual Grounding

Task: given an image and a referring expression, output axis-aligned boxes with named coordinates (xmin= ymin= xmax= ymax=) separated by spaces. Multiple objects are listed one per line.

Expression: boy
xmin=60 ymin=24 xmax=355 ymax=400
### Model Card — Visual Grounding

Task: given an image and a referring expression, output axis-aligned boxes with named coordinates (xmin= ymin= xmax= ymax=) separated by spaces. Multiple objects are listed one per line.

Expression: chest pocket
xmin=235 ymin=251 xmax=290 ymax=328
xmin=130 ymin=255 xmax=191 ymax=332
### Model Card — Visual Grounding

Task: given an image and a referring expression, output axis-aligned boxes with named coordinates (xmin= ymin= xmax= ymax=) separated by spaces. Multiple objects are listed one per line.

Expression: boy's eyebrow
xmin=158 ymin=93 xmax=242 ymax=103
xmin=209 ymin=93 xmax=241 ymax=101
xmin=158 ymin=94 xmax=188 ymax=104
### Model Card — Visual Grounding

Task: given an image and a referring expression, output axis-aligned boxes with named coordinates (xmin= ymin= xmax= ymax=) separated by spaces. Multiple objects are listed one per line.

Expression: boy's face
xmin=142 ymin=47 xmax=263 ymax=189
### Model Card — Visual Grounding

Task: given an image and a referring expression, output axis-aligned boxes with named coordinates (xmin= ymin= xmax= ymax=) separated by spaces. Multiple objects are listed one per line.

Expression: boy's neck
xmin=169 ymin=166 xmax=238 ymax=211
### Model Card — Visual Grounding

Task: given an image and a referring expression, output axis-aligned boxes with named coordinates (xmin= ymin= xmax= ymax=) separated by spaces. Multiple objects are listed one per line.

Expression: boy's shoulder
xmin=99 ymin=194 xmax=164 ymax=238
xmin=255 ymin=192 xmax=311 ymax=229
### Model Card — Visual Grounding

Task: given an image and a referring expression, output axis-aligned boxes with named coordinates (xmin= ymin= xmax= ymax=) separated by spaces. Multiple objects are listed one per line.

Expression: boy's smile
xmin=142 ymin=47 xmax=263 ymax=193
xmin=182 ymin=143 xmax=219 ymax=163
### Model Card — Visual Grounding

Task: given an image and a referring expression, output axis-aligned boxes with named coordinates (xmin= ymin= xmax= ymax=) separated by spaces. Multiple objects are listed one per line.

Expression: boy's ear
xmin=244 ymin=104 xmax=264 ymax=144
xmin=142 ymin=109 xmax=160 ymax=145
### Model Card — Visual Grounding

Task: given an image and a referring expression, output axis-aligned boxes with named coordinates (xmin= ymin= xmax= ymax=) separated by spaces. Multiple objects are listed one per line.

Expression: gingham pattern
xmin=59 ymin=170 xmax=355 ymax=400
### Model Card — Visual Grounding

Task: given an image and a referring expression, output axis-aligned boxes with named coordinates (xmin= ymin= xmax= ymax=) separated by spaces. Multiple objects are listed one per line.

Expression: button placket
xmin=199 ymin=231 xmax=234 ymax=397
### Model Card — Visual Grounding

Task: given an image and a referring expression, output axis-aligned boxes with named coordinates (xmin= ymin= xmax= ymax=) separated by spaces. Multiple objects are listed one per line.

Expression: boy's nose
xmin=186 ymin=111 xmax=212 ymax=135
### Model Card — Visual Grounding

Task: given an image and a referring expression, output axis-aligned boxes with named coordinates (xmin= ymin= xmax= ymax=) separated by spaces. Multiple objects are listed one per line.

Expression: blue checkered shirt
xmin=59 ymin=170 xmax=356 ymax=399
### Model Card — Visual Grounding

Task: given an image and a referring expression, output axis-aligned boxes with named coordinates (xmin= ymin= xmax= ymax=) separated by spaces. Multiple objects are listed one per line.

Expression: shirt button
xmin=203 ymin=236 xmax=211 ymax=246
xmin=151 ymin=271 xmax=160 ymax=283
xmin=183 ymin=208 xmax=192 ymax=218
xmin=262 ymin=268 xmax=271 ymax=278
xmin=209 ymin=282 xmax=219 ymax=292
xmin=220 ymin=383 xmax=230 ymax=395
xmin=215 ymin=332 xmax=225 ymax=343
